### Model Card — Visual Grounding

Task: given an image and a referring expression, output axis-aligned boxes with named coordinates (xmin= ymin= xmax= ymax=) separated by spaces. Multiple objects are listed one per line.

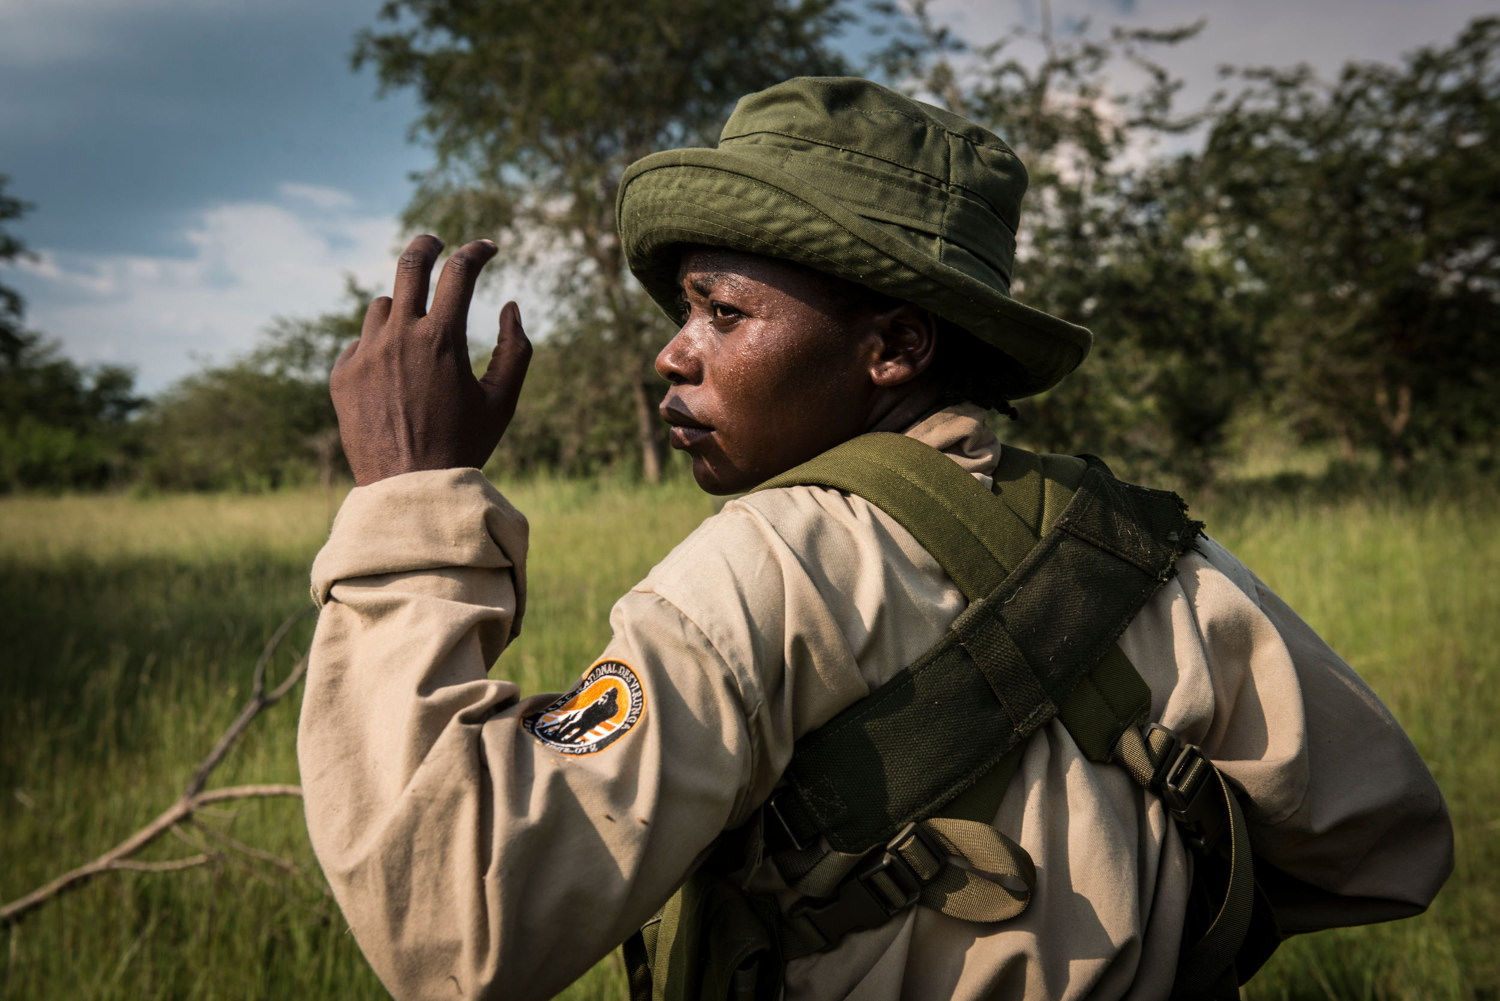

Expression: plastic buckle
xmin=1158 ymin=740 xmax=1227 ymax=854
xmin=789 ymin=823 xmax=930 ymax=949
xmin=857 ymin=822 xmax=928 ymax=912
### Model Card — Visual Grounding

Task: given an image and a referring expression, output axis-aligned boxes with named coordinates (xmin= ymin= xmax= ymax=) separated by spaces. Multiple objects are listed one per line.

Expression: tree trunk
xmin=1374 ymin=380 xmax=1413 ymax=476
xmin=632 ymin=375 xmax=665 ymax=484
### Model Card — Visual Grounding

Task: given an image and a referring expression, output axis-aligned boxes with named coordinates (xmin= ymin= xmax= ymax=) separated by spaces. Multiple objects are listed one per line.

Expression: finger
xmin=428 ymin=239 xmax=499 ymax=345
xmin=391 ymin=235 xmax=444 ymax=319
xmin=361 ymin=296 xmax=393 ymax=341
xmin=328 ymin=336 xmax=362 ymax=400
xmin=479 ymin=301 xmax=533 ymax=424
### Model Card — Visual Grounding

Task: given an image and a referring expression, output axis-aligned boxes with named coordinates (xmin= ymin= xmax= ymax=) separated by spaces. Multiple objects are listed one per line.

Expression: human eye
xmin=710 ymin=300 xmax=743 ymax=325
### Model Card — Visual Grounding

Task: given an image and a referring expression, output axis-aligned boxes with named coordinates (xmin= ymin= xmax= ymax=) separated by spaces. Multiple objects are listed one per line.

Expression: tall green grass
xmin=1 ymin=475 xmax=1492 ymax=999
xmin=1207 ymin=486 xmax=1499 ymax=999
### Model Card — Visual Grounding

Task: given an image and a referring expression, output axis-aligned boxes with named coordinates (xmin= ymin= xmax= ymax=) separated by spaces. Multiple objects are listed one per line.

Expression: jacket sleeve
xmin=297 ymin=470 xmax=765 ymax=1001
xmin=1144 ymin=536 xmax=1454 ymax=936
xmin=296 ymin=470 xmax=930 ymax=1001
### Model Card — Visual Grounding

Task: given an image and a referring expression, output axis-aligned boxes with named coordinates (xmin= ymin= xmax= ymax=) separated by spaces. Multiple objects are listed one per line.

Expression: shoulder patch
xmin=524 ymin=659 xmax=646 ymax=755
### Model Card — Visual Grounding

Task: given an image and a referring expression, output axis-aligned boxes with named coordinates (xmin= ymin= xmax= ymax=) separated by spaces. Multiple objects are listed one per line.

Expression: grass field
xmin=1 ymin=471 xmax=1495 ymax=999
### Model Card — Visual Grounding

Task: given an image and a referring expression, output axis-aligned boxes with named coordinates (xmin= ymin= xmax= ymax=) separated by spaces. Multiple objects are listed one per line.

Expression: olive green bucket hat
xmin=616 ymin=76 xmax=1092 ymax=398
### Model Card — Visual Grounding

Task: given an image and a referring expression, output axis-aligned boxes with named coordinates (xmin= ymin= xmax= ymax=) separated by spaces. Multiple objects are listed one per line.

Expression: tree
xmin=1 ymin=175 xmax=29 ymax=359
xmin=353 ymin=0 xmax=863 ymax=481
xmin=882 ymin=3 xmax=1261 ymax=485
xmin=1199 ymin=17 xmax=1500 ymax=474
xmin=0 ymin=178 xmax=146 ymax=492
xmin=141 ymin=282 xmax=368 ymax=491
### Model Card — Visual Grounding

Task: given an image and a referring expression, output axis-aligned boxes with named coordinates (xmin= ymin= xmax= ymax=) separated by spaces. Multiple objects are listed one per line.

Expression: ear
xmin=865 ymin=304 xmax=939 ymax=387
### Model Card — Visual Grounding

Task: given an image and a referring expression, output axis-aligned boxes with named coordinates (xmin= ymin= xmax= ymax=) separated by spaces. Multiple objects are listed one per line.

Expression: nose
xmin=654 ymin=324 xmax=700 ymax=386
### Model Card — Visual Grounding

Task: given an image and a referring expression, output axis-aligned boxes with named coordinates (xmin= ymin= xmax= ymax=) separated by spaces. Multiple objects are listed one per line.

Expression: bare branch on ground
xmin=0 ymin=608 xmax=315 ymax=928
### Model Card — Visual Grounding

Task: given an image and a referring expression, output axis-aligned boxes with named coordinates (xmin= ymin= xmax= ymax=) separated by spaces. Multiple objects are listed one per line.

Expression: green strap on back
xmin=757 ymin=433 xmax=1185 ymax=854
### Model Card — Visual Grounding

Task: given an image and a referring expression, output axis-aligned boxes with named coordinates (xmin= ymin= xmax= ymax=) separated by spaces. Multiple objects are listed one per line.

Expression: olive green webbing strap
xmin=1114 ymin=725 xmax=1257 ymax=998
xmin=625 ymin=870 xmax=785 ymax=1001
xmin=757 ymin=434 xmax=1176 ymax=854
xmin=759 ymin=432 xmax=1049 ymax=602
xmin=755 ymin=435 xmax=1162 ymax=951
xmin=633 ymin=434 xmax=1252 ymax=995
xmin=758 ymin=434 xmax=1256 ymax=989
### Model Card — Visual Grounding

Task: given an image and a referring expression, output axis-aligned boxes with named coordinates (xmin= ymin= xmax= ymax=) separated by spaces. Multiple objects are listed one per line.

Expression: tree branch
xmin=1 ymin=609 xmax=315 ymax=928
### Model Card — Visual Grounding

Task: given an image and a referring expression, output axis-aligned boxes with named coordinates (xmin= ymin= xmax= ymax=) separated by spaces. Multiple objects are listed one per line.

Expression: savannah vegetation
xmin=2 ymin=473 xmax=1496 ymax=999
xmin=1 ymin=2 xmax=1497 ymax=999
xmin=2 ymin=12 xmax=1496 ymax=493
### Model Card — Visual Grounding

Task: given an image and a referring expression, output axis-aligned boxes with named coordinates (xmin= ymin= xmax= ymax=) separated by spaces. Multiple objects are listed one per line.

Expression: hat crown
xmin=615 ymin=76 xmax=1093 ymax=398
xmin=716 ymin=77 xmax=1028 ymax=292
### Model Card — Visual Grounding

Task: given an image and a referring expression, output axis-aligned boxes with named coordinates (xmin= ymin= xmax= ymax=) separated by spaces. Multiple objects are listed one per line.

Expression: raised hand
xmin=331 ymin=235 xmax=532 ymax=486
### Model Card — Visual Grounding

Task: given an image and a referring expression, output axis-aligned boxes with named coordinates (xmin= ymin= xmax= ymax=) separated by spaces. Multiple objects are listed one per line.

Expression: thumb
xmin=478 ymin=300 xmax=532 ymax=416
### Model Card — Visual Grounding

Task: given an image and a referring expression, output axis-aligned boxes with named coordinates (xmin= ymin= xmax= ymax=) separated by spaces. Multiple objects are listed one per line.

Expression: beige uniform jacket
xmin=298 ymin=406 xmax=1452 ymax=1001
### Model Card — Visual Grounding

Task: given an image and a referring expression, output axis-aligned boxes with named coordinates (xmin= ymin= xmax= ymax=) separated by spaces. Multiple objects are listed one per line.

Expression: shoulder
xmin=629 ymin=481 xmax=963 ymax=742
xmin=640 ymin=483 xmax=944 ymax=612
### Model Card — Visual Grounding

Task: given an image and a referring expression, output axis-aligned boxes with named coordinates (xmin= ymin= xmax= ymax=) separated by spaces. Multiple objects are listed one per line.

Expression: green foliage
xmin=0 ymin=178 xmax=146 ymax=492
xmin=881 ymin=8 xmax=1262 ymax=485
xmin=141 ymin=364 xmax=334 ymax=492
xmin=139 ymin=282 xmax=367 ymax=492
xmin=0 ymin=175 xmax=29 ymax=351
xmin=353 ymin=0 xmax=868 ymax=480
xmin=1198 ymin=17 xmax=1500 ymax=475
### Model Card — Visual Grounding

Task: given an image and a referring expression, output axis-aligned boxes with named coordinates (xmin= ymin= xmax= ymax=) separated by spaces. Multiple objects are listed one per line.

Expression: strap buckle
xmin=1143 ymin=724 xmax=1227 ymax=854
xmin=788 ymin=822 xmax=936 ymax=950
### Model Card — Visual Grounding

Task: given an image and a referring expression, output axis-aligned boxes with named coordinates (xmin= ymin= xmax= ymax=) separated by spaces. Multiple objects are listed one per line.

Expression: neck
xmin=865 ymin=384 xmax=946 ymax=435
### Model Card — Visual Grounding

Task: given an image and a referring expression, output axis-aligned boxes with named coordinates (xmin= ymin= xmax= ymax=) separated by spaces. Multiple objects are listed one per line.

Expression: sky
xmin=0 ymin=0 xmax=1493 ymax=394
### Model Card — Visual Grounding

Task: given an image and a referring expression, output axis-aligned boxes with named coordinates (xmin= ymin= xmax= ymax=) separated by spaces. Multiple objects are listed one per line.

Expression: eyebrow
xmin=686 ymin=271 xmax=751 ymax=299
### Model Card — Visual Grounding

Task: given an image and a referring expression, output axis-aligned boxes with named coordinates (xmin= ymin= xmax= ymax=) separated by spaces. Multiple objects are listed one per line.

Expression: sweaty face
xmin=656 ymin=248 xmax=883 ymax=494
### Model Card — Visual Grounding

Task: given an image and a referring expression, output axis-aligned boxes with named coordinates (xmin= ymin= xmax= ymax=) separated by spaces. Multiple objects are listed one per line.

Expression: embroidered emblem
xmin=524 ymin=659 xmax=645 ymax=755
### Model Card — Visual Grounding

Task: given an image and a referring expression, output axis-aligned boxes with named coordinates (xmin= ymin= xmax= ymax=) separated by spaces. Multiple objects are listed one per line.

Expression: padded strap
xmin=757 ymin=432 xmax=1050 ymax=601
xmin=761 ymin=439 xmax=1198 ymax=855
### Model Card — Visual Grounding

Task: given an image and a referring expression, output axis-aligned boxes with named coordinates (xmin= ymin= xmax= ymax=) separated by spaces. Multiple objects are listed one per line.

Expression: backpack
xmin=625 ymin=433 xmax=1277 ymax=1001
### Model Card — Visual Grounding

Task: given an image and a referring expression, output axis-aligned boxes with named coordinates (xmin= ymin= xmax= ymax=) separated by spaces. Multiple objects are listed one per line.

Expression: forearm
xmin=296 ymin=469 xmax=757 ymax=1001
xmin=298 ymin=468 xmax=532 ymax=998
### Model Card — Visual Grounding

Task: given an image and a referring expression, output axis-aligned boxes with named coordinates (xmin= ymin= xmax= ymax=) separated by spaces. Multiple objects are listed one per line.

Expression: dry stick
xmin=0 ymin=608 xmax=315 ymax=928
xmin=188 ymin=817 xmax=303 ymax=877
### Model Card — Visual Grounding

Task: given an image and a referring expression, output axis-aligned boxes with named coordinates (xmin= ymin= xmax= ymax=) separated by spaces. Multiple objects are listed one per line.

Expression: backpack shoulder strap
xmin=628 ymin=433 xmax=1256 ymax=1001
xmin=756 ymin=433 xmax=1196 ymax=855
xmin=756 ymin=431 xmax=1062 ymax=601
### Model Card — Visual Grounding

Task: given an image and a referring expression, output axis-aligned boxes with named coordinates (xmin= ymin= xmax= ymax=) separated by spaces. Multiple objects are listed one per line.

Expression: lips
xmin=660 ymin=398 xmax=713 ymax=450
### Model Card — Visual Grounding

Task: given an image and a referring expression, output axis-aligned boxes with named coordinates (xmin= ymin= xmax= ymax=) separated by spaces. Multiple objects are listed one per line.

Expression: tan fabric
xmin=299 ymin=405 xmax=1452 ymax=1001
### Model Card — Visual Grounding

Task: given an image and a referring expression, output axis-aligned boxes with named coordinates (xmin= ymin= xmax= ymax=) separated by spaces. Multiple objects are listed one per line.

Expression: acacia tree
xmin=354 ymin=0 xmax=861 ymax=481
xmin=881 ymin=3 xmax=1260 ymax=485
xmin=1199 ymin=17 xmax=1500 ymax=473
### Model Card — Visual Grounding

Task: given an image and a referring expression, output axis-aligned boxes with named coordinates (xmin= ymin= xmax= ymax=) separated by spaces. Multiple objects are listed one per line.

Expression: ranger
xmin=298 ymin=77 xmax=1452 ymax=1000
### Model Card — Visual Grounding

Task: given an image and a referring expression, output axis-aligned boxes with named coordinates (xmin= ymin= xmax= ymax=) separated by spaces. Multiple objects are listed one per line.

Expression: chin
xmin=690 ymin=456 xmax=754 ymax=496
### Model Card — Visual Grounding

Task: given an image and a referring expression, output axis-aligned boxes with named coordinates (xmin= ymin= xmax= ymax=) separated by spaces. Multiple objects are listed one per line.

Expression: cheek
xmin=719 ymin=329 xmax=870 ymax=458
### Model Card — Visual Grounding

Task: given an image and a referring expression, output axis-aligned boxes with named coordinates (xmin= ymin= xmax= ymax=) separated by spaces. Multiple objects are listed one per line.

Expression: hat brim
xmin=617 ymin=147 xmax=1091 ymax=398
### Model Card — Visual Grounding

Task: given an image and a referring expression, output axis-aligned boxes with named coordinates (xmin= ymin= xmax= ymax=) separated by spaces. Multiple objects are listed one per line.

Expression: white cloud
xmin=14 ymin=185 xmax=530 ymax=393
xmin=278 ymin=183 xmax=359 ymax=212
